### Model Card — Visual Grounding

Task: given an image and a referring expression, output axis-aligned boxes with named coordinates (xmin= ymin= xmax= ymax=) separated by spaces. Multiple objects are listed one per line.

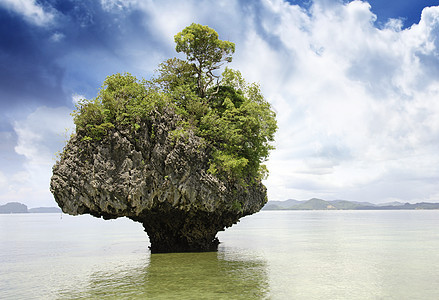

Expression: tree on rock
xmin=51 ymin=24 xmax=277 ymax=253
xmin=174 ymin=23 xmax=235 ymax=99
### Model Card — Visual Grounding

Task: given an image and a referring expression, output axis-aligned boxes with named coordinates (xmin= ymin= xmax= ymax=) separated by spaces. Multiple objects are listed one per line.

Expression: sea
xmin=1 ymin=210 xmax=439 ymax=299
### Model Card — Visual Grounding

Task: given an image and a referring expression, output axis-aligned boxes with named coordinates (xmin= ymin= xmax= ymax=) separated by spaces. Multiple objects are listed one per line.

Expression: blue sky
xmin=1 ymin=0 xmax=439 ymax=207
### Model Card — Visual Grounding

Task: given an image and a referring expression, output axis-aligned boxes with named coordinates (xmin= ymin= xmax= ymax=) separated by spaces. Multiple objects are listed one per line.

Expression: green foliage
xmin=85 ymin=122 xmax=115 ymax=141
xmin=81 ymin=136 xmax=93 ymax=142
xmin=71 ymin=24 xmax=277 ymax=182
xmin=174 ymin=23 xmax=235 ymax=98
xmin=156 ymin=58 xmax=196 ymax=95
xmin=198 ymin=68 xmax=277 ymax=180
xmin=174 ymin=23 xmax=235 ymax=71
xmin=72 ymin=73 xmax=168 ymax=140
xmin=230 ymin=200 xmax=243 ymax=212
xmin=169 ymin=125 xmax=191 ymax=143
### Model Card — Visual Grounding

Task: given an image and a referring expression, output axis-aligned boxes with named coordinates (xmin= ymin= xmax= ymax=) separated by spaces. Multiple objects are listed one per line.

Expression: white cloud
xmin=385 ymin=18 xmax=404 ymax=31
xmin=117 ymin=0 xmax=245 ymax=51
xmin=0 ymin=0 xmax=55 ymax=27
xmin=14 ymin=107 xmax=73 ymax=164
xmin=0 ymin=106 xmax=74 ymax=207
xmin=240 ymin=1 xmax=439 ymax=203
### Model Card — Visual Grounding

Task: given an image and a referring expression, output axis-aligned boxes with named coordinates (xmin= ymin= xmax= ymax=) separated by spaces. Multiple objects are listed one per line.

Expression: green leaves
xmin=174 ymin=23 xmax=235 ymax=98
xmin=71 ymin=24 xmax=277 ymax=183
xmin=174 ymin=23 xmax=235 ymax=69
xmin=72 ymin=73 xmax=170 ymax=140
xmin=196 ymin=68 xmax=277 ymax=180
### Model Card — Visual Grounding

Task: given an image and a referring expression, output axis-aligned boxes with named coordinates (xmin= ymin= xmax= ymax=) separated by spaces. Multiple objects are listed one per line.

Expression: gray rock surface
xmin=51 ymin=108 xmax=267 ymax=253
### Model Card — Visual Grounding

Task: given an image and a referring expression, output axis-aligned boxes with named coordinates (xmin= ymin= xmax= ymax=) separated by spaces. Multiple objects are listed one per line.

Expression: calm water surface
xmin=1 ymin=210 xmax=439 ymax=299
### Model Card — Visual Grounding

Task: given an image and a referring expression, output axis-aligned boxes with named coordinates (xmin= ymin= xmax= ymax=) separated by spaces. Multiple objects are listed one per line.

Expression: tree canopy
xmin=174 ymin=23 xmax=235 ymax=99
xmin=72 ymin=23 xmax=277 ymax=182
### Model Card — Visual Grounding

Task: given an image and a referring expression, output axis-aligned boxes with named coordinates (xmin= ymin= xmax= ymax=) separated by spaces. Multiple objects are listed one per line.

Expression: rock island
xmin=51 ymin=24 xmax=277 ymax=253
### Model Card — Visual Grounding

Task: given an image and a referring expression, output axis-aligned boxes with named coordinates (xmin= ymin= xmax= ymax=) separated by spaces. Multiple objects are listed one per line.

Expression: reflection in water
xmin=61 ymin=250 xmax=269 ymax=299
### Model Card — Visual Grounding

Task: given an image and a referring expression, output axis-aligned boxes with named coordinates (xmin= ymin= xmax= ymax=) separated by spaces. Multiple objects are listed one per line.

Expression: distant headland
xmin=0 ymin=202 xmax=61 ymax=214
xmin=263 ymin=198 xmax=439 ymax=210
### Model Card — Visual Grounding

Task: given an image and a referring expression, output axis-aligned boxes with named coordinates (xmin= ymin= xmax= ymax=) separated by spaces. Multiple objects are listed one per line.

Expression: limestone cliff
xmin=50 ymin=108 xmax=267 ymax=253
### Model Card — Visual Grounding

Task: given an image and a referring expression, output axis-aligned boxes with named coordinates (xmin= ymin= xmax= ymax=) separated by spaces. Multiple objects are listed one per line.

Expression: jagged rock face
xmin=51 ymin=108 xmax=267 ymax=253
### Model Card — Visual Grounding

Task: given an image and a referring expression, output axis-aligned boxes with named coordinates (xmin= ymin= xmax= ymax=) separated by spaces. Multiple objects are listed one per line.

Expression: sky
xmin=1 ymin=0 xmax=439 ymax=207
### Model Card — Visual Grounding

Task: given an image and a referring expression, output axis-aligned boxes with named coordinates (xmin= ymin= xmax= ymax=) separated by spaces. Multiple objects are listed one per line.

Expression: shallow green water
xmin=1 ymin=210 xmax=439 ymax=299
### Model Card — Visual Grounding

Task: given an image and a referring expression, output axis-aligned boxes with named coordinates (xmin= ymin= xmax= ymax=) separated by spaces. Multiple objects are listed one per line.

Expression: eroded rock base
xmin=137 ymin=207 xmax=239 ymax=253
xmin=147 ymin=233 xmax=220 ymax=253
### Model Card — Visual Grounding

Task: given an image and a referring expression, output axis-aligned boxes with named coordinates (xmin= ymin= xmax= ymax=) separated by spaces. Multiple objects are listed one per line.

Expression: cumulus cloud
xmin=250 ymin=1 xmax=439 ymax=202
xmin=0 ymin=0 xmax=55 ymax=27
xmin=14 ymin=107 xmax=73 ymax=164
xmin=129 ymin=0 xmax=246 ymax=51
xmin=0 ymin=106 xmax=74 ymax=206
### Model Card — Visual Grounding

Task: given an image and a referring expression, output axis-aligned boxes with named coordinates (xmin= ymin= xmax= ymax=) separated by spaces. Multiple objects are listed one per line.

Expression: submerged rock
xmin=50 ymin=108 xmax=267 ymax=253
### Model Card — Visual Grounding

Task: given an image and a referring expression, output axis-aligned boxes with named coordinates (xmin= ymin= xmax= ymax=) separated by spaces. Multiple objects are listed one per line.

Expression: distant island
xmin=0 ymin=202 xmax=61 ymax=214
xmin=262 ymin=198 xmax=439 ymax=210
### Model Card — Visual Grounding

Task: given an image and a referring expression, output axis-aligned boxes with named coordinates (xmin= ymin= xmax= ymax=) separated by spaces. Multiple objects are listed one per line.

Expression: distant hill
xmin=262 ymin=199 xmax=305 ymax=210
xmin=357 ymin=202 xmax=439 ymax=210
xmin=0 ymin=202 xmax=28 ymax=214
xmin=293 ymin=198 xmax=333 ymax=210
xmin=0 ymin=202 xmax=61 ymax=214
xmin=28 ymin=207 xmax=62 ymax=213
xmin=377 ymin=201 xmax=404 ymax=207
xmin=263 ymin=199 xmax=439 ymax=210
